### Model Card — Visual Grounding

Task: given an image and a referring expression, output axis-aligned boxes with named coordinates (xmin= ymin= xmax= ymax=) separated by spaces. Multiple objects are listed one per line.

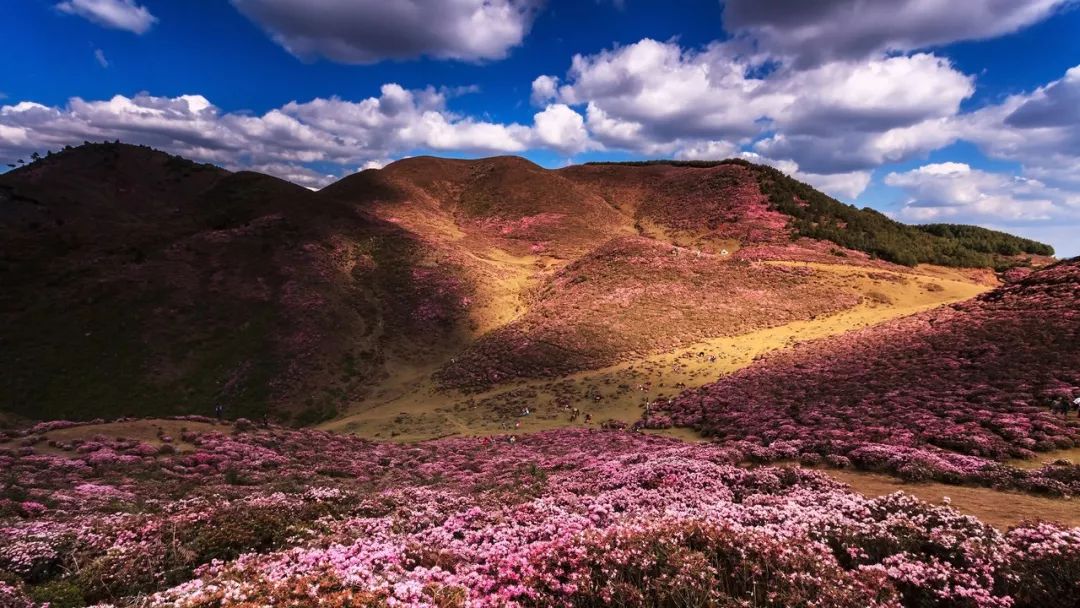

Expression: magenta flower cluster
xmin=1 ymin=422 xmax=1077 ymax=606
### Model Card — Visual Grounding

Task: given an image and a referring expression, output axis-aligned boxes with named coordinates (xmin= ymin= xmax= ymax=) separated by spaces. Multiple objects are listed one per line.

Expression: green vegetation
xmin=751 ymin=165 xmax=1053 ymax=268
xmin=586 ymin=159 xmax=1054 ymax=268
xmin=914 ymin=224 xmax=1054 ymax=257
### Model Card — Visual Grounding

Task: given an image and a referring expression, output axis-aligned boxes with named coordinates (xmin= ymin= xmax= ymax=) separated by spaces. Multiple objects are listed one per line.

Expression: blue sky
xmin=2 ymin=0 xmax=1079 ymax=255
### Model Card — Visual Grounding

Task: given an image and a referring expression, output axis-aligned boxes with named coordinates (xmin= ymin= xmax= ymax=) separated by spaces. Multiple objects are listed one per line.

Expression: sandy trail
xmin=324 ymin=262 xmax=990 ymax=441
xmin=827 ymin=468 xmax=1080 ymax=530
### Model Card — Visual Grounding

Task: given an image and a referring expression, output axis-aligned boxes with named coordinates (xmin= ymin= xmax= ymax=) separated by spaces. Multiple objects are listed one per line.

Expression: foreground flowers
xmin=1 ymin=421 xmax=1078 ymax=607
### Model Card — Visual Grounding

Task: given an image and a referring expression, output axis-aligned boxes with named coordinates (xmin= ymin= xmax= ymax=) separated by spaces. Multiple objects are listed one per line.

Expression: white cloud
xmin=674 ymin=140 xmax=739 ymax=161
xmin=797 ymin=170 xmax=873 ymax=200
xmin=959 ymin=65 xmax=1080 ymax=189
xmin=0 ymin=87 xmax=599 ymax=180
xmin=722 ymin=0 xmax=1069 ymax=66
xmin=738 ymin=151 xmax=872 ymax=199
xmin=550 ymin=39 xmax=785 ymax=145
xmin=230 ymin=0 xmax=540 ymax=63
xmin=531 ymin=104 xmax=591 ymax=154
xmin=360 ymin=159 xmax=392 ymax=171
xmin=56 ymin=0 xmax=157 ymax=34
xmin=542 ymin=39 xmax=972 ymax=172
xmin=530 ymin=75 xmax=559 ymax=106
xmin=885 ymin=162 xmax=1079 ymax=224
xmin=771 ymin=54 xmax=973 ymax=135
xmin=94 ymin=49 xmax=109 ymax=68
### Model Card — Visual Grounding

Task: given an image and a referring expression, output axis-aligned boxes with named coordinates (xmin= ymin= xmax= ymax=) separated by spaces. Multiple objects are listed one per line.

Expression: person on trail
xmin=584 ymin=413 xmax=593 ymax=424
xmin=1073 ymin=393 xmax=1080 ymax=418
xmin=1052 ymin=396 xmax=1070 ymax=418
xmin=214 ymin=403 xmax=224 ymax=420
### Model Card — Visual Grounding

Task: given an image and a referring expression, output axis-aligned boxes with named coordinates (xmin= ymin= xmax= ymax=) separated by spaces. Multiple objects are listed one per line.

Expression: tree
xmin=30 ymin=152 xmax=41 ymax=162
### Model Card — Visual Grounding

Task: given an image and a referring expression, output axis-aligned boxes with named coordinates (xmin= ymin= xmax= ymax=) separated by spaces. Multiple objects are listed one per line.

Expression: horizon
xmin=2 ymin=1 xmax=1079 ymax=255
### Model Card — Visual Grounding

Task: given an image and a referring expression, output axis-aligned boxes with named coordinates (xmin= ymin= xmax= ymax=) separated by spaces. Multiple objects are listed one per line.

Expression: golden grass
xmin=826 ymin=468 xmax=1080 ymax=530
xmin=324 ymin=261 xmax=991 ymax=441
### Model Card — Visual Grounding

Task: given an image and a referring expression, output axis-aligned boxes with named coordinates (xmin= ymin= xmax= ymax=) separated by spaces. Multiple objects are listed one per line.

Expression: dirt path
xmin=325 ymin=262 xmax=991 ymax=441
xmin=826 ymin=468 xmax=1080 ymax=530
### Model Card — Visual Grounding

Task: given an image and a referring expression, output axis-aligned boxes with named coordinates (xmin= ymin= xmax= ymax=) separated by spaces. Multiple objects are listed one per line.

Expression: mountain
xmin=0 ymin=143 xmax=470 ymax=423
xmin=0 ymin=143 xmax=1056 ymax=424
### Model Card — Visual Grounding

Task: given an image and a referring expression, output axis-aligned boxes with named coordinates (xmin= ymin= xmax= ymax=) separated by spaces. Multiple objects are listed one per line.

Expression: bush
xmin=1001 ymin=523 xmax=1080 ymax=608
xmin=191 ymin=504 xmax=299 ymax=563
xmin=865 ymin=290 xmax=893 ymax=305
xmin=751 ymin=165 xmax=1053 ymax=267
xmin=527 ymin=522 xmax=897 ymax=607
xmin=28 ymin=579 xmax=85 ymax=608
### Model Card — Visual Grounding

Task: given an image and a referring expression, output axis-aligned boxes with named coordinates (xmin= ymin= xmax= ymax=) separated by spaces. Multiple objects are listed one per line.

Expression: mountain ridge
xmin=0 ymin=142 xmax=1056 ymax=425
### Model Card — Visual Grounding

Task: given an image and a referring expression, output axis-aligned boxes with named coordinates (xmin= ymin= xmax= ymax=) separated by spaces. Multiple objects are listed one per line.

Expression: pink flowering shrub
xmin=526 ymin=521 xmax=898 ymax=607
xmin=0 ymin=580 xmax=34 ymax=608
xmin=1000 ymin=522 xmax=1080 ymax=608
xmin=661 ymin=259 xmax=1080 ymax=494
xmin=2 ymin=424 xmax=1078 ymax=606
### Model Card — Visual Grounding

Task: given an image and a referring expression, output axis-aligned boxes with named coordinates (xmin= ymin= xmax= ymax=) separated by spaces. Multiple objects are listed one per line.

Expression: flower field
xmin=2 ymin=419 xmax=1078 ymax=607
xmin=660 ymin=259 xmax=1080 ymax=494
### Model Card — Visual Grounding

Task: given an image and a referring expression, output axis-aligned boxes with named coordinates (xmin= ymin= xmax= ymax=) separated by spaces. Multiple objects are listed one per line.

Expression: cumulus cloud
xmin=550 ymin=39 xmax=783 ymax=147
xmin=230 ymin=0 xmax=540 ymax=63
xmin=885 ymin=162 xmax=1079 ymax=225
xmin=539 ymin=39 xmax=972 ymax=172
xmin=959 ymin=65 xmax=1080 ymax=189
xmin=56 ymin=0 xmax=157 ymax=34
xmin=532 ymin=104 xmax=591 ymax=154
xmin=530 ymin=75 xmax=559 ymax=106
xmin=0 ymin=86 xmax=595 ymax=185
xmin=722 ymin=0 xmax=1068 ymax=66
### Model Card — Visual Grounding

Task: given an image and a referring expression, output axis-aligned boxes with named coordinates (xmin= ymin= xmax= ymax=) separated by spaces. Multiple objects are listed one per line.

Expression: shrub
xmin=1000 ymin=523 xmax=1080 ymax=608
xmin=865 ymin=290 xmax=893 ymax=305
xmin=527 ymin=522 xmax=898 ymax=607
xmin=190 ymin=503 xmax=307 ymax=563
xmin=27 ymin=579 xmax=85 ymax=608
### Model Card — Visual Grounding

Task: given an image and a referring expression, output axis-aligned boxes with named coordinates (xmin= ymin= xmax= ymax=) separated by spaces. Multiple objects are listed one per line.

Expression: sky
xmin=1 ymin=0 xmax=1078 ymax=256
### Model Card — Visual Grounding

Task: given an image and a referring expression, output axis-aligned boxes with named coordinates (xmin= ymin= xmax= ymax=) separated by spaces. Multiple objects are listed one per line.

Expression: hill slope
xmin=0 ymin=144 xmax=1056 ymax=424
xmin=0 ymin=144 xmax=471 ymax=423
xmin=660 ymin=258 xmax=1080 ymax=489
xmin=583 ymin=160 xmax=1054 ymax=268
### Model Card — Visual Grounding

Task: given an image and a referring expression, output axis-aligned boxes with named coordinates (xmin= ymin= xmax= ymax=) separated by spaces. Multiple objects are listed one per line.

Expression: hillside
xmin=0 ymin=144 xmax=472 ymax=423
xmin=660 ymin=258 xmax=1080 ymax=492
xmin=0 ymin=143 xmax=1056 ymax=426
xmin=436 ymin=236 xmax=862 ymax=389
xmin=584 ymin=160 xmax=1054 ymax=268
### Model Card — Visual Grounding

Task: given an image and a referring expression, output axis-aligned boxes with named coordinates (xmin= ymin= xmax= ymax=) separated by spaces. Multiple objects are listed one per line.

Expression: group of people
xmin=1047 ymin=393 xmax=1080 ymax=418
